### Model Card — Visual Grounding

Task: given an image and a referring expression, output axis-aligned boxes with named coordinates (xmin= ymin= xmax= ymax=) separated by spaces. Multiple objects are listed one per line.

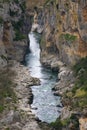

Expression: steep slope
xmin=0 ymin=0 xmax=32 ymax=65
xmin=0 ymin=0 xmax=87 ymax=129
xmin=31 ymin=0 xmax=87 ymax=129
xmin=34 ymin=0 xmax=87 ymax=66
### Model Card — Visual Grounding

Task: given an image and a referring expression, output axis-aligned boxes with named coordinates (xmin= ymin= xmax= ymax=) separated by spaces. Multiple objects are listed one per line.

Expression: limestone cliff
xmin=34 ymin=0 xmax=87 ymax=66
xmin=31 ymin=1 xmax=87 ymax=129
xmin=0 ymin=0 xmax=32 ymax=67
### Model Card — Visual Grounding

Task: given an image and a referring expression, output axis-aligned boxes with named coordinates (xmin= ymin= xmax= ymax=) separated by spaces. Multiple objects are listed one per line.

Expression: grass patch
xmin=0 ymin=105 xmax=4 ymax=113
xmin=60 ymin=33 xmax=77 ymax=43
xmin=75 ymin=89 xmax=87 ymax=98
xmin=70 ymin=57 xmax=87 ymax=109
xmin=63 ymin=57 xmax=87 ymax=110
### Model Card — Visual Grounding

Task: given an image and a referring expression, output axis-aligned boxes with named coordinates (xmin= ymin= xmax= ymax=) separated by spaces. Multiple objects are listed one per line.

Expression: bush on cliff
xmin=12 ymin=18 xmax=26 ymax=41
xmin=71 ymin=57 xmax=87 ymax=109
xmin=64 ymin=57 xmax=87 ymax=110
xmin=60 ymin=33 xmax=77 ymax=43
xmin=49 ymin=114 xmax=79 ymax=130
xmin=73 ymin=57 xmax=87 ymax=91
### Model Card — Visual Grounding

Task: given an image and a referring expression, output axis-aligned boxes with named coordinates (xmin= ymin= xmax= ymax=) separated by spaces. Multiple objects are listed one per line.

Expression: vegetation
xmin=0 ymin=16 xmax=3 ymax=24
xmin=58 ymin=57 xmax=87 ymax=130
xmin=44 ymin=0 xmax=55 ymax=6
xmin=73 ymin=57 xmax=87 ymax=91
xmin=44 ymin=0 xmax=52 ymax=5
xmin=20 ymin=2 xmax=26 ymax=13
xmin=72 ymin=57 xmax=87 ymax=108
xmin=12 ymin=20 xmax=26 ymax=41
xmin=14 ymin=0 xmax=19 ymax=4
xmin=60 ymin=33 xmax=77 ymax=43
xmin=64 ymin=57 xmax=87 ymax=110
xmin=1 ymin=55 xmax=7 ymax=60
xmin=0 ymin=69 xmax=16 ymax=113
xmin=50 ymin=118 xmax=63 ymax=130
xmin=14 ymin=30 xmax=26 ymax=41
xmin=64 ymin=1 xmax=70 ymax=11
xmin=49 ymin=114 xmax=79 ymax=130
xmin=9 ymin=9 xmax=18 ymax=17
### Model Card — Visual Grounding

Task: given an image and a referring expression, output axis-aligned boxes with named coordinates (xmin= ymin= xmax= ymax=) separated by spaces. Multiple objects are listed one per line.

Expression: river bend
xmin=25 ymin=32 xmax=62 ymax=123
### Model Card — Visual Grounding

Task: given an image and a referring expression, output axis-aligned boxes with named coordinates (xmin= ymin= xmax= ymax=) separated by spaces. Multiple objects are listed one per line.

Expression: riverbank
xmin=0 ymin=61 xmax=42 ymax=130
xmin=40 ymin=52 xmax=87 ymax=130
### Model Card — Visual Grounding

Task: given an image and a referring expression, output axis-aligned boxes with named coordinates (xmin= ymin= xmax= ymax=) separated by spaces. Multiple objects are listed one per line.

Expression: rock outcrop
xmin=0 ymin=61 xmax=41 ymax=130
xmin=0 ymin=0 xmax=33 ymax=65
xmin=31 ymin=0 xmax=87 ymax=129
xmin=0 ymin=0 xmax=87 ymax=129
xmin=34 ymin=0 xmax=87 ymax=66
xmin=0 ymin=0 xmax=43 ymax=130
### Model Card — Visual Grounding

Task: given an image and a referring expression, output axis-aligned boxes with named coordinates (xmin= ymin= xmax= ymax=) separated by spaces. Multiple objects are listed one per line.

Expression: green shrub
xmin=50 ymin=118 xmax=63 ymax=130
xmin=14 ymin=0 xmax=19 ymax=4
xmin=9 ymin=9 xmax=18 ymax=16
xmin=0 ymin=105 xmax=4 ymax=113
xmin=60 ymin=33 xmax=77 ymax=43
xmin=5 ymin=128 xmax=10 ymax=130
xmin=20 ymin=2 xmax=26 ymax=13
xmin=50 ymin=118 xmax=71 ymax=130
xmin=12 ymin=19 xmax=24 ymax=30
xmin=14 ymin=30 xmax=26 ymax=41
xmin=70 ymin=114 xmax=79 ymax=128
xmin=1 ymin=55 xmax=7 ymax=60
xmin=70 ymin=57 xmax=87 ymax=109
xmin=73 ymin=57 xmax=87 ymax=74
xmin=73 ymin=57 xmax=87 ymax=91
xmin=0 ymin=16 xmax=3 ymax=24
xmin=12 ymin=19 xmax=26 ymax=41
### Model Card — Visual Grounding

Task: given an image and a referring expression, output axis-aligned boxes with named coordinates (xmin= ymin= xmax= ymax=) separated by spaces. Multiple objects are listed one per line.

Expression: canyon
xmin=0 ymin=0 xmax=87 ymax=130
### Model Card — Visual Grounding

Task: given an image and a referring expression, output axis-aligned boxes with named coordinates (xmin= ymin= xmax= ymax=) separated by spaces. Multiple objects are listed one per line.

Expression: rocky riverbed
xmin=0 ymin=61 xmax=42 ymax=130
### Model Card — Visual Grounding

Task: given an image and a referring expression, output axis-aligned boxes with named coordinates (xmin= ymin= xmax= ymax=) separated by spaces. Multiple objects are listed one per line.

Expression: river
xmin=25 ymin=32 xmax=62 ymax=123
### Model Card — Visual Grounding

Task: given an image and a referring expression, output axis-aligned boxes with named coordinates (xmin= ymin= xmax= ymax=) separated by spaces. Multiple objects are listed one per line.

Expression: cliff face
xmin=0 ymin=0 xmax=32 ymax=67
xmin=26 ymin=0 xmax=45 ymax=9
xmin=35 ymin=0 xmax=87 ymax=65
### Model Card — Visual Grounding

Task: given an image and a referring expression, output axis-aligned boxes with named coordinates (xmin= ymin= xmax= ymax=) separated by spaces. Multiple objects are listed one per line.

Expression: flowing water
xmin=25 ymin=32 xmax=62 ymax=123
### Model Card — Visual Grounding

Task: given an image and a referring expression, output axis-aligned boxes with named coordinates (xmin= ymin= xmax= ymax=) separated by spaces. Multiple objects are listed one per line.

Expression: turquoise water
xmin=25 ymin=32 xmax=62 ymax=123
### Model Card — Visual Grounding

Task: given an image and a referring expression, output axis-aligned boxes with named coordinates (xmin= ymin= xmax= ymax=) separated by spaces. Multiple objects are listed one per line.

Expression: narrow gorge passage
xmin=25 ymin=32 xmax=62 ymax=123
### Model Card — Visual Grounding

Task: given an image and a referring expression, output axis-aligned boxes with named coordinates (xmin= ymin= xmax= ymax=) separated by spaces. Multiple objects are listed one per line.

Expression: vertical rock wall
xmin=35 ymin=0 xmax=87 ymax=66
xmin=0 ymin=0 xmax=33 ymax=67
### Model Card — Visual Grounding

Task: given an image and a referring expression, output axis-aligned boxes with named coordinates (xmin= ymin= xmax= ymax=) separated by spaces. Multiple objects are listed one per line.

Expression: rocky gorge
xmin=0 ymin=0 xmax=43 ymax=129
xmin=30 ymin=0 xmax=87 ymax=129
xmin=0 ymin=0 xmax=87 ymax=130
